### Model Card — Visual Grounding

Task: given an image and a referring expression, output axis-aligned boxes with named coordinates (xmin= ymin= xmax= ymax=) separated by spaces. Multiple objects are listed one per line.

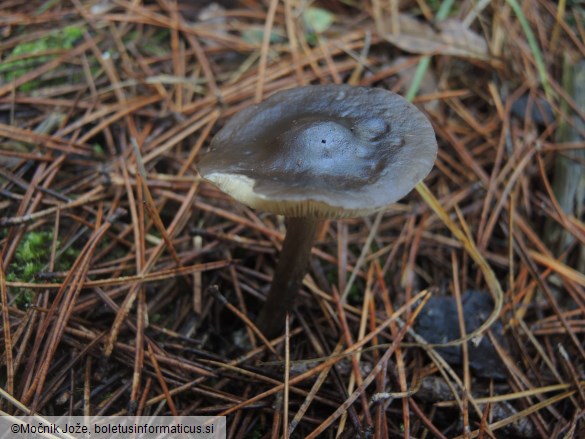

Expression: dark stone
xmin=510 ymin=95 xmax=554 ymax=126
xmin=415 ymin=290 xmax=508 ymax=380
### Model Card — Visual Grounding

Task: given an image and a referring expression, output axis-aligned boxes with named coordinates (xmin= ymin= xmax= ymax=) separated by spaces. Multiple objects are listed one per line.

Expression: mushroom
xmin=198 ymin=84 xmax=437 ymax=337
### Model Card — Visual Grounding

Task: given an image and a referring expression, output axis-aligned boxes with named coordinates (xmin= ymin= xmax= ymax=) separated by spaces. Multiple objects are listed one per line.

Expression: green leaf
xmin=242 ymin=26 xmax=284 ymax=45
xmin=303 ymin=7 xmax=334 ymax=34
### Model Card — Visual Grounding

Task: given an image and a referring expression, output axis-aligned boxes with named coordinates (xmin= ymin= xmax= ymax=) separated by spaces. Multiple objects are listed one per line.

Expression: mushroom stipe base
xmin=256 ymin=217 xmax=320 ymax=338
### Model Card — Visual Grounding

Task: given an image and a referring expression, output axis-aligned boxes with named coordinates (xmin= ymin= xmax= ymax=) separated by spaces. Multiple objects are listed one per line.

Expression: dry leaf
xmin=383 ymin=15 xmax=489 ymax=60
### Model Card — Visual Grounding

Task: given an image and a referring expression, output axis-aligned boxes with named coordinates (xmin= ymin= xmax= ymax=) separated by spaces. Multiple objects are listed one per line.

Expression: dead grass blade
xmin=415 ymin=182 xmax=504 ymax=348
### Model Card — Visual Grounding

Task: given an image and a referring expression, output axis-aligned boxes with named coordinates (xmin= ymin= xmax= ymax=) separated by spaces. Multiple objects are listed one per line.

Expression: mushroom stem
xmin=256 ymin=217 xmax=321 ymax=338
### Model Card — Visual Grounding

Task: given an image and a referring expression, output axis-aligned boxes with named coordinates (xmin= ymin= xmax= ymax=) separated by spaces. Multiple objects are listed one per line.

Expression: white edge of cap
xmin=204 ymin=172 xmax=386 ymax=218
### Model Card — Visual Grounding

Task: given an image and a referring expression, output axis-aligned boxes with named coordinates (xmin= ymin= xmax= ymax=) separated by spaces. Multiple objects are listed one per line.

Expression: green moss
xmin=0 ymin=25 xmax=84 ymax=90
xmin=7 ymin=231 xmax=79 ymax=308
xmin=142 ymin=29 xmax=171 ymax=56
xmin=14 ymin=231 xmax=54 ymax=275
xmin=93 ymin=143 xmax=105 ymax=156
xmin=12 ymin=289 xmax=34 ymax=308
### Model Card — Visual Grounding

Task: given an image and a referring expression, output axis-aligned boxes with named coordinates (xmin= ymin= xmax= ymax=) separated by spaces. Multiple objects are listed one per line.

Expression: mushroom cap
xmin=198 ymin=84 xmax=437 ymax=218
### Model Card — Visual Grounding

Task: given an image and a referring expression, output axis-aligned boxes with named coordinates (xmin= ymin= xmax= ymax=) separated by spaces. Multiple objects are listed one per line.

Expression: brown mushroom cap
xmin=198 ymin=84 xmax=437 ymax=218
